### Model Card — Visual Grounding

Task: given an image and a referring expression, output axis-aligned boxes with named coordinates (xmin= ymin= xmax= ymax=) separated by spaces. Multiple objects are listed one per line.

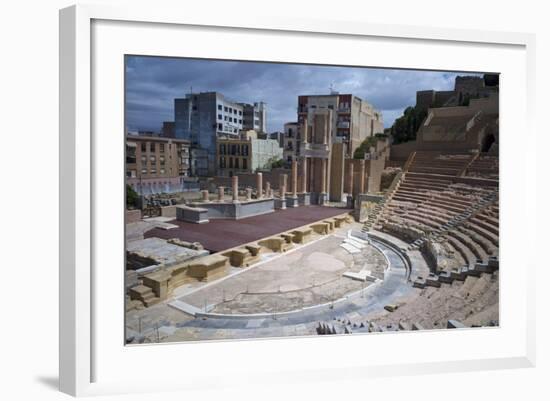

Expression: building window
xmin=218 ymin=123 xmax=222 ymax=131
xmin=218 ymin=114 xmax=222 ymax=120
xmin=242 ymin=158 xmax=247 ymax=170
xmin=218 ymin=104 xmax=222 ymax=110
xmin=242 ymin=145 xmax=249 ymax=156
xmin=141 ymin=142 xmax=147 ymax=152
xmin=159 ymin=143 xmax=164 ymax=153
xmin=141 ymin=155 xmax=147 ymax=164
xmin=239 ymin=110 xmax=242 ymax=115
xmin=239 ymin=119 xmax=242 ymax=124
xmin=235 ymin=158 xmax=240 ymax=169
xmin=233 ymin=109 xmax=237 ymax=114
xmin=224 ymin=106 xmax=228 ymax=112
xmin=150 ymin=143 xmax=156 ymax=152
xmin=229 ymin=157 xmax=233 ymax=168
xmin=160 ymin=168 xmax=165 ymax=174
xmin=150 ymin=156 xmax=156 ymax=163
xmin=224 ymin=116 xmax=228 ymax=121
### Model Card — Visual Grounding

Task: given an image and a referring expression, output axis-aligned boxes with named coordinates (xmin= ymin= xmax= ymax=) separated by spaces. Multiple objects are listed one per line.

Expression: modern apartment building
xmin=174 ymin=92 xmax=245 ymax=175
xmin=239 ymin=101 xmax=267 ymax=133
xmin=126 ymin=135 xmax=190 ymax=194
xmin=297 ymin=93 xmax=383 ymax=157
xmin=216 ymin=130 xmax=283 ymax=176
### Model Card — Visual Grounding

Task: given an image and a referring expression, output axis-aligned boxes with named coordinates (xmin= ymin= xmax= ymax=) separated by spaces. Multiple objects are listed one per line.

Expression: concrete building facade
xmin=297 ymin=93 xmax=383 ymax=158
xmin=126 ymin=135 xmax=190 ymax=194
xmin=239 ymin=102 xmax=267 ymax=133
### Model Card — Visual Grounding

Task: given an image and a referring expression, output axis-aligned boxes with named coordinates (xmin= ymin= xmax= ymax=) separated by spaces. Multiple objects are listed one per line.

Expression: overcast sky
xmin=125 ymin=56 xmax=482 ymax=133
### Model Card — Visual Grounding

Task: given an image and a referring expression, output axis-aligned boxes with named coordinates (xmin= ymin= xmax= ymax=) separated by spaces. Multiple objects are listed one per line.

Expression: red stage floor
xmin=144 ymin=205 xmax=351 ymax=252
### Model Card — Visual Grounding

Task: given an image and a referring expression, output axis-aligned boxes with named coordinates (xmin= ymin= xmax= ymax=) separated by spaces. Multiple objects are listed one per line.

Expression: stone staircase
xmin=413 ymin=257 xmax=499 ymax=289
xmin=362 ymin=171 xmax=404 ymax=233
xmin=129 ymin=284 xmax=161 ymax=307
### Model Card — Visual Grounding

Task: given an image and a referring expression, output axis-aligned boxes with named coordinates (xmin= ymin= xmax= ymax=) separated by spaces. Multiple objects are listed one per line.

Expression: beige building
xmin=126 ymin=135 xmax=190 ymax=194
xmin=217 ymin=130 xmax=283 ymax=176
xmin=297 ymin=93 xmax=383 ymax=158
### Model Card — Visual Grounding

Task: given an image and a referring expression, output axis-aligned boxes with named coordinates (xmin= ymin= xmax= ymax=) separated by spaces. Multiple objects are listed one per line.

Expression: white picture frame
xmin=59 ymin=3 xmax=536 ymax=397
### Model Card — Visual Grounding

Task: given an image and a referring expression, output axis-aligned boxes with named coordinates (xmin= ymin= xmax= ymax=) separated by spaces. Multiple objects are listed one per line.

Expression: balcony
xmin=337 ymin=121 xmax=350 ymax=129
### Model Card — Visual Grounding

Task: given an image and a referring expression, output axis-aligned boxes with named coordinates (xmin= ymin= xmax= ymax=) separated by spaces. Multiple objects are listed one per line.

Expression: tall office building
xmin=174 ymin=92 xmax=245 ymax=175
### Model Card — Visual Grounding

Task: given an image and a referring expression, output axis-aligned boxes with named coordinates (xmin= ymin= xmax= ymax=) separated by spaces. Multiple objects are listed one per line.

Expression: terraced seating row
xmin=466 ymin=154 xmax=499 ymax=179
xmin=407 ymin=151 xmax=472 ymax=176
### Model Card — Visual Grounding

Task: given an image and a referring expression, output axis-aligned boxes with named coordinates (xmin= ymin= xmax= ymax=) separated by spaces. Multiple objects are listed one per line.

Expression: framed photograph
xmin=59 ymin=4 xmax=536 ymax=396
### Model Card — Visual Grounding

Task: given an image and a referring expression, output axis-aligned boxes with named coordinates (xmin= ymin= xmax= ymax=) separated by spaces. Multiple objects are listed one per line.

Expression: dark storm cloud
xmin=125 ymin=56 xmax=480 ymax=133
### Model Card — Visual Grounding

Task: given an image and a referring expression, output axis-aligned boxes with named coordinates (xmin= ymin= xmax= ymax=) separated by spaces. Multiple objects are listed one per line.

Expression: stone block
xmin=186 ymin=254 xmax=229 ymax=281
xmin=223 ymin=248 xmax=259 ymax=267
xmin=160 ymin=205 xmax=177 ymax=218
xmin=384 ymin=304 xmax=398 ymax=312
xmin=291 ymin=227 xmax=313 ymax=244
xmin=245 ymin=244 xmax=262 ymax=256
xmin=447 ymin=320 xmax=466 ymax=329
xmin=258 ymin=237 xmax=292 ymax=252
xmin=176 ymin=205 xmax=209 ymax=224
xmin=310 ymin=222 xmax=330 ymax=235
xmin=322 ymin=219 xmax=336 ymax=232
xmin=412 ymin=323 xmax=425 ymax=331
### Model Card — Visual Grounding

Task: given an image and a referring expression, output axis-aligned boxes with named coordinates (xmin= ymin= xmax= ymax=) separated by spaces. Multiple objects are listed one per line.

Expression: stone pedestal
xmin=346 ymin=194 xmax=354 ymax=209
xmin=298 ymin=192 xmax=311 ymax=206
xmin=286 ymin=196 xmax=299 ymax=208
xmin=217 ymin=186 xmax=225 ymax=202
xmin=201 ymin=190 xmax=210 ymax=202
xmin=265 ymin=181 xmax=271 ymax=198
xmin=274 ymin=198 xmax=287 ymax=210
xmin=246 ymin=187 xmax=252 ymax=201
xmin=318 ymin=192 xmax=328 ymax=205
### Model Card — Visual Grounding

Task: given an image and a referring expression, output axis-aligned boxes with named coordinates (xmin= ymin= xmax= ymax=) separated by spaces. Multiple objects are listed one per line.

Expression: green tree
xmin=390 ymin=106 xmax=427 ymax=144
xmin=126 ymin=184 xmax=139 ymax=208
xmin=353 ymin=133 xmax=386 ymax=159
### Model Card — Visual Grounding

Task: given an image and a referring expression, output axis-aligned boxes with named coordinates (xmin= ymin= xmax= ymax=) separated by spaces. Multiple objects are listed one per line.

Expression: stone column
xmin=321 ymin=159 xmax=327 ymax=193
xmin=280 ymin=184 xmax=286 ymax=200
xmin=232 ymin=175 xmax=239 ymax=202
xmin=301 ymin=158 xmax=308 ymax=193
xmin=217 ymin=186 xmax=225 ymax=202
xmin=347 ymin=160 xmax=354 ymax=195
xmin=359 ymin=160 xmax=366 ymax=194
xmin=256 ymin=172 xmax=263 ymax=199
xmin=265 ymin=181 xmax=271 ymax=198
xmin=279 ymin=173 xmax=287 ymax=193
xmin=201 ymin=190 xmax=209 ymax=202
xmin=246 ymin=187 xmax=252 ymax=201
xmin=291 ymin=160 xmax=298 ymax=197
